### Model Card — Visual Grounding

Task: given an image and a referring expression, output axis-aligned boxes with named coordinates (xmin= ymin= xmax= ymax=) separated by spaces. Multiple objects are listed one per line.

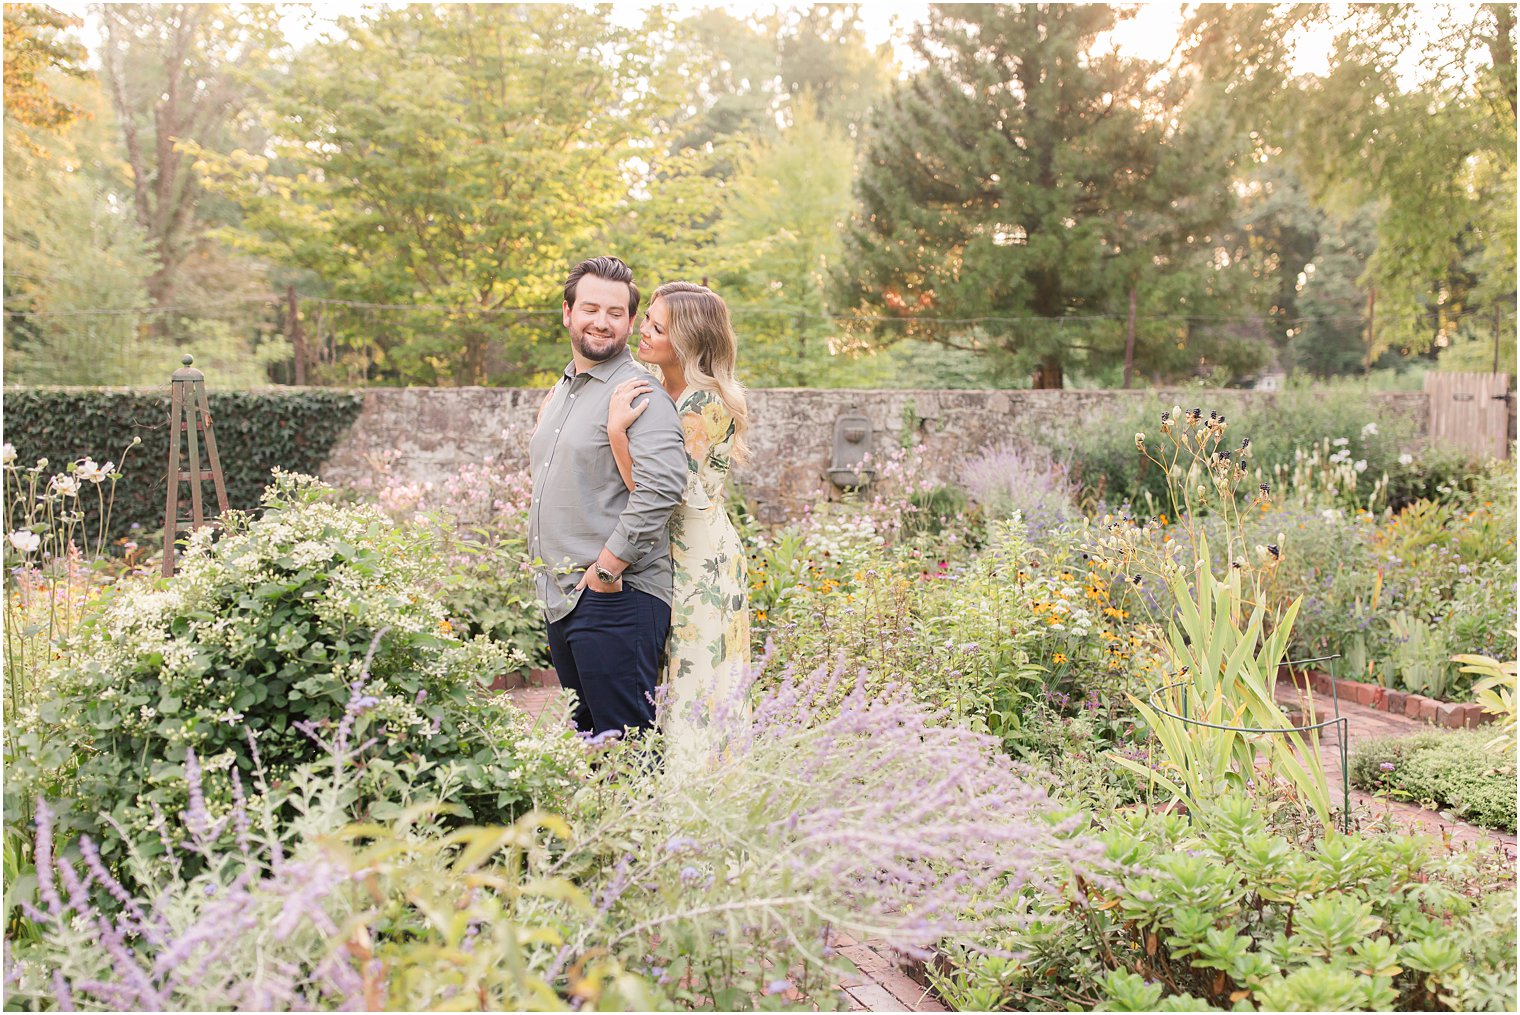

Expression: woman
xmin=606 ymin=281 xmax=750 ymax=760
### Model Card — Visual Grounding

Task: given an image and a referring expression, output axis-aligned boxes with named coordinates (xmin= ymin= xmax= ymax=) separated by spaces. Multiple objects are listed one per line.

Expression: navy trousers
xmin=547 ymin=588 xmax=670 ymax=736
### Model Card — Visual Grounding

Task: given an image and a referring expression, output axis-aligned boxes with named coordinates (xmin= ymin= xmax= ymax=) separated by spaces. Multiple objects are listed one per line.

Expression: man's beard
xmin=571 ymin=326 xmax=627 ymax=363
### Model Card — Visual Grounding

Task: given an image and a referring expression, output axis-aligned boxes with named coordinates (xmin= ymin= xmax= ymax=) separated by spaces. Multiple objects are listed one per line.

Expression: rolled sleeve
xmin=607 ymin=395 xmax=687 ymax=565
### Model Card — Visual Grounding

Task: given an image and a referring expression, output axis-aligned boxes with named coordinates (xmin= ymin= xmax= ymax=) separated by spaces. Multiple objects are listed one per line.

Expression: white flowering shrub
xmin=9 ymin=472 xmax=586 ymax=882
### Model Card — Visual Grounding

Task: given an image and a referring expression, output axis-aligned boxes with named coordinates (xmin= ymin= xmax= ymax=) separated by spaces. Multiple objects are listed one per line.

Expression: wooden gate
xmin=1424 ymin=372 xmax=1513 ymax=459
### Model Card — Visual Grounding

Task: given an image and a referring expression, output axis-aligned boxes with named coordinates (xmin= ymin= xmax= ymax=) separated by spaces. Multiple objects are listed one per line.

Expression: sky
xmin=51 ymin=2 xmax=1208 ymax=66
xmin=51 ymin=1 xmax=1458 ymax=84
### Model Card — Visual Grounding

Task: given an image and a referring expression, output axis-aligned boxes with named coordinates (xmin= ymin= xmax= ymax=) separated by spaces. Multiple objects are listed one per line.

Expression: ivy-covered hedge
xmin=4 ymin=387 xmax=364 ymax=544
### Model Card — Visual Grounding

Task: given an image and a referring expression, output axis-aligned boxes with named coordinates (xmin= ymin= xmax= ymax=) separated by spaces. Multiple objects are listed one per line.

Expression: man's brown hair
xmin=563 ymin=256 xmax=640 ymax=316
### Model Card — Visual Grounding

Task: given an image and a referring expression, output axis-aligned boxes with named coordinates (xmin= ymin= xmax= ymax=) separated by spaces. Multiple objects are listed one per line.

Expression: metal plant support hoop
xmin=1146 ymin=654 xmax=1351 ymax=833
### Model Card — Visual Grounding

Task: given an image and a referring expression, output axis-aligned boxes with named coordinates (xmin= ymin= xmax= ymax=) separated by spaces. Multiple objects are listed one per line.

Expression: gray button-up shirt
xmin=527 ymin=349 xmax=687 ymax=623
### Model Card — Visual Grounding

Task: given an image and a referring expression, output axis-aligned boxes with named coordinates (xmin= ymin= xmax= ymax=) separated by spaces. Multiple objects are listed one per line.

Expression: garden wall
xmin=2 ymin=384 xmax=1430 ymax=527
xmin=318 ymin=387 xmax=1431 ymax=523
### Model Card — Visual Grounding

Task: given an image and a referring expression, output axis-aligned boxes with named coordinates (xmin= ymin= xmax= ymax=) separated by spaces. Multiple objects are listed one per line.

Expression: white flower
xmin=1361 ymin=422 xmax=1379 ymax=438
xmin=1 ymin=443 xmax=14 ymax=465
xmin=75 ymin=458 xmax=114 ymax=484
xmin=1321 ymin=508 xmax=1343 ymax=522
xmin=8 ymin=530 xmax=40 ymax=554
xmin=1398 ymin=453 xmax=1414 ymax=466
xmin=1354 ymin=459 xmax=1367 ymax=473
xmin=50 ymin=474 xmax=80 ymax=497
xmin=1332 ymin=437 xmax=1350 ymax=447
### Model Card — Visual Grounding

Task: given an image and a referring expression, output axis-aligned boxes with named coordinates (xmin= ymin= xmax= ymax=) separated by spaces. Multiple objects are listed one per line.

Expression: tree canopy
xmin=3 ymin=2 xmax=1513 ymax=389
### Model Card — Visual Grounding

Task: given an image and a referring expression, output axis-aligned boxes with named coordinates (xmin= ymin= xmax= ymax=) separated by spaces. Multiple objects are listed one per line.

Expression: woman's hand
xmin=608 ymin=377 xmax=653 ymax=436
xmin=607 ymin=378 xmax=650 ymax=493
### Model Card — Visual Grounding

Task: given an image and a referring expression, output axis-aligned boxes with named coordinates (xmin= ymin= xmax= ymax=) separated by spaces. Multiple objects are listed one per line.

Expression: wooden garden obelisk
xmin=162 ymin=355 xmax=230 ymax=576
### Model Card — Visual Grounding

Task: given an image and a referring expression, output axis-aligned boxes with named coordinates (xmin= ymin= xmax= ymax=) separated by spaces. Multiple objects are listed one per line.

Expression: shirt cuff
xmin=604 ymin=529 xmax=649 ymax=566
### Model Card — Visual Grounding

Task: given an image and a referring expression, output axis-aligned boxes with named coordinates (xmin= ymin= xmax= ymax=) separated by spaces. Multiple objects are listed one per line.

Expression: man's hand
xmin=582 ymin=569 xmax=623 ymax=593
xmin=577 ymin=553 xmax=627 ymax=593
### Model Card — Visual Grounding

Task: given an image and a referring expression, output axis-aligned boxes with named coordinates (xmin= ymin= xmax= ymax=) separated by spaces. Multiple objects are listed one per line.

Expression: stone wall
xmin=320 ymin=387 xmax=1430 ymax=523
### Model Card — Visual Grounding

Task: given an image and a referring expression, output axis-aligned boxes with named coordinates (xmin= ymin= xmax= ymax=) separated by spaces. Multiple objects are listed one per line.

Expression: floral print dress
xmin=663 ymin=387 xmax=750 ymax=763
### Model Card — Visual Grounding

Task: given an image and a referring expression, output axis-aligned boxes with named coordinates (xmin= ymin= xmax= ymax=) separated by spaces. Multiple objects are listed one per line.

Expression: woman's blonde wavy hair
xmin=652 ymin=281 xmax=750 ymax=464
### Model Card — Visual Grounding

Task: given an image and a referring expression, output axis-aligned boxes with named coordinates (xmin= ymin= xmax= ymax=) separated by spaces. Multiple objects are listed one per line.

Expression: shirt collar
xmin=561 ymin=347 xmax=633 ymax=383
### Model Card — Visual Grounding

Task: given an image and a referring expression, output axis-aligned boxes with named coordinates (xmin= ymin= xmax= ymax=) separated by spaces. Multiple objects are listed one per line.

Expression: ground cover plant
xmin=931 ymin=794 xmax=1518 ymax=1012
xmin=1351 ymin=730 xmax=1518 ymax=833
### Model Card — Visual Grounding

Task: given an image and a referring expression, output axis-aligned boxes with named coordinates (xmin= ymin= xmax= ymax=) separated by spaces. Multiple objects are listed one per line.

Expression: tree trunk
xmin=465 ymin=328 xmax=488 ymax=386
xmin=1122 ymin=285 xmax=1138 ymax=389
xmin=286 ymin=285 xmax=307 ymax=386
xmin=1033 ymin=356 xmax=1064 ymax=389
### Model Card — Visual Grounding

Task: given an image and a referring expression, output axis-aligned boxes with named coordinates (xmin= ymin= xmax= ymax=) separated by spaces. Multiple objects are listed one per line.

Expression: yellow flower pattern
xmin=663 ymin=388 xmax=750 ymax=765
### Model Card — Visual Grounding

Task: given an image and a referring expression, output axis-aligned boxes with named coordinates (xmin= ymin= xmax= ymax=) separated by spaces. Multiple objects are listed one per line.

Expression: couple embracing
xmin=527 ymin=256 xmax=750 ymax=765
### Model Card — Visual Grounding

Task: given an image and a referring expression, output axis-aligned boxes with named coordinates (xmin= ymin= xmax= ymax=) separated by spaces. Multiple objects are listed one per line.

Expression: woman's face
xmin=637 ymin=297 xmax=677 ymax=368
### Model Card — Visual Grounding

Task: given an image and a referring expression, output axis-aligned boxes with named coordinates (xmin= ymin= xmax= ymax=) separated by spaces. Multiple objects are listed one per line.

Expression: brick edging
xmin=1281 ymin=667 xmax=1494 ymax=729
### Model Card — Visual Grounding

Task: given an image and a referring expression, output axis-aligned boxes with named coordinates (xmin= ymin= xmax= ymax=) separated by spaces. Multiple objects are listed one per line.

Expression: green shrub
xmin=6 ymin=472 xmax=585 ymax=880
xmin=932 ymin=794 xmax=1518 ymax=1011
xmin=1350 ymin=731 xmax=1518 ymax=832
xmin=3 ymin=387 xmax=363 ymax=544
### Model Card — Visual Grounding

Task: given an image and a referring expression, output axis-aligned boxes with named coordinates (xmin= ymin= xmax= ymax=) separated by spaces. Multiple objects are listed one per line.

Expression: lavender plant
xmin=543 ymin=654 xmax=1102 ymax=1009
xmin=5 ymin=691 xmax=640 ymax=1012
xmin=958 ymin=441 xmax=1078 ymax=538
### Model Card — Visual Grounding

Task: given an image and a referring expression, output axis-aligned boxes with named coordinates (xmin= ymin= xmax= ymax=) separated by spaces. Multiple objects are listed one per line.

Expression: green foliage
xmin=759 ymin=516 xmax=1149 ymax=755
xmin=3 ymin=387 xmax=363 ymax=544
xmin=933 ymin=794 xmax=1518 ymax=1011
xmin=97 ymin=4 xmax=286 ymax=320
xmin=716 ymin=103 xmax=860 ymax=388
xmin=2 ymin=67 xmax=183 ymax=386
xmin=361 ymin=450 xmax=548 ymax=668
xmin=1 ymin=4 xmax=87 ymax=142
xmin=839 ymin=3 xmax=1248 ymax=387
xmin=1289 ymin=202 xmax=1380 ymax=378
xmin=1064 ymin=390 xmax=1423 ymax=510
xmin=6 ymin=474 xmax=585 ymax=880
xmin=1456 ymin=654 xmax=1519 ymax=752
xmin=1351 ymin=731 xmax=1518 ymax=833
xmin=197 ymin=4 xmax=697 ymax=386
xmin=1183 ymin=5 xmax=1516 ymax=358
xmin=10 ymin=782 xmax=657 ymax=1010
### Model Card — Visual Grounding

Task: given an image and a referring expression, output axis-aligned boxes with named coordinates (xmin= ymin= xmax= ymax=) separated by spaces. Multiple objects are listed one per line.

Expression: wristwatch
xmin=592 ymin=563 xmax=621 ymax=586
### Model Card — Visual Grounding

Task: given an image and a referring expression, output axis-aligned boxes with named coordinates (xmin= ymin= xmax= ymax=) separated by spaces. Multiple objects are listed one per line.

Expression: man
xmin=527 ymin=256 xmax=687 ymax=736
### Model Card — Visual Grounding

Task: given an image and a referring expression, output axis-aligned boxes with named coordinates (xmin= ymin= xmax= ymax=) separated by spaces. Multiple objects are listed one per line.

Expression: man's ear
xmin=562 ymin=301 xmax=572 ymax=329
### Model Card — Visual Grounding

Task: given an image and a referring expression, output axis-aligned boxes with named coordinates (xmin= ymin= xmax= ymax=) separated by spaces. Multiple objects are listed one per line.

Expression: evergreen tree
xmin=837 ymin=3 xmax=1239 ymax=388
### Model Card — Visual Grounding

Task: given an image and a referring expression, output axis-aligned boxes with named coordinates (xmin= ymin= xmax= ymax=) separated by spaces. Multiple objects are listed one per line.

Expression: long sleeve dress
xmin=662 ymin=387 xmax=751 ymax=763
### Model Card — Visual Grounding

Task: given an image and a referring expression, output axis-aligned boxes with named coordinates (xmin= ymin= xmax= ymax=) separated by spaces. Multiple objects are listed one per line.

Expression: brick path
xmin=501 ymin=677 xmax=1510 ymax=1012
xmin=1275 ymin=682 xmax=1518 ymax=857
